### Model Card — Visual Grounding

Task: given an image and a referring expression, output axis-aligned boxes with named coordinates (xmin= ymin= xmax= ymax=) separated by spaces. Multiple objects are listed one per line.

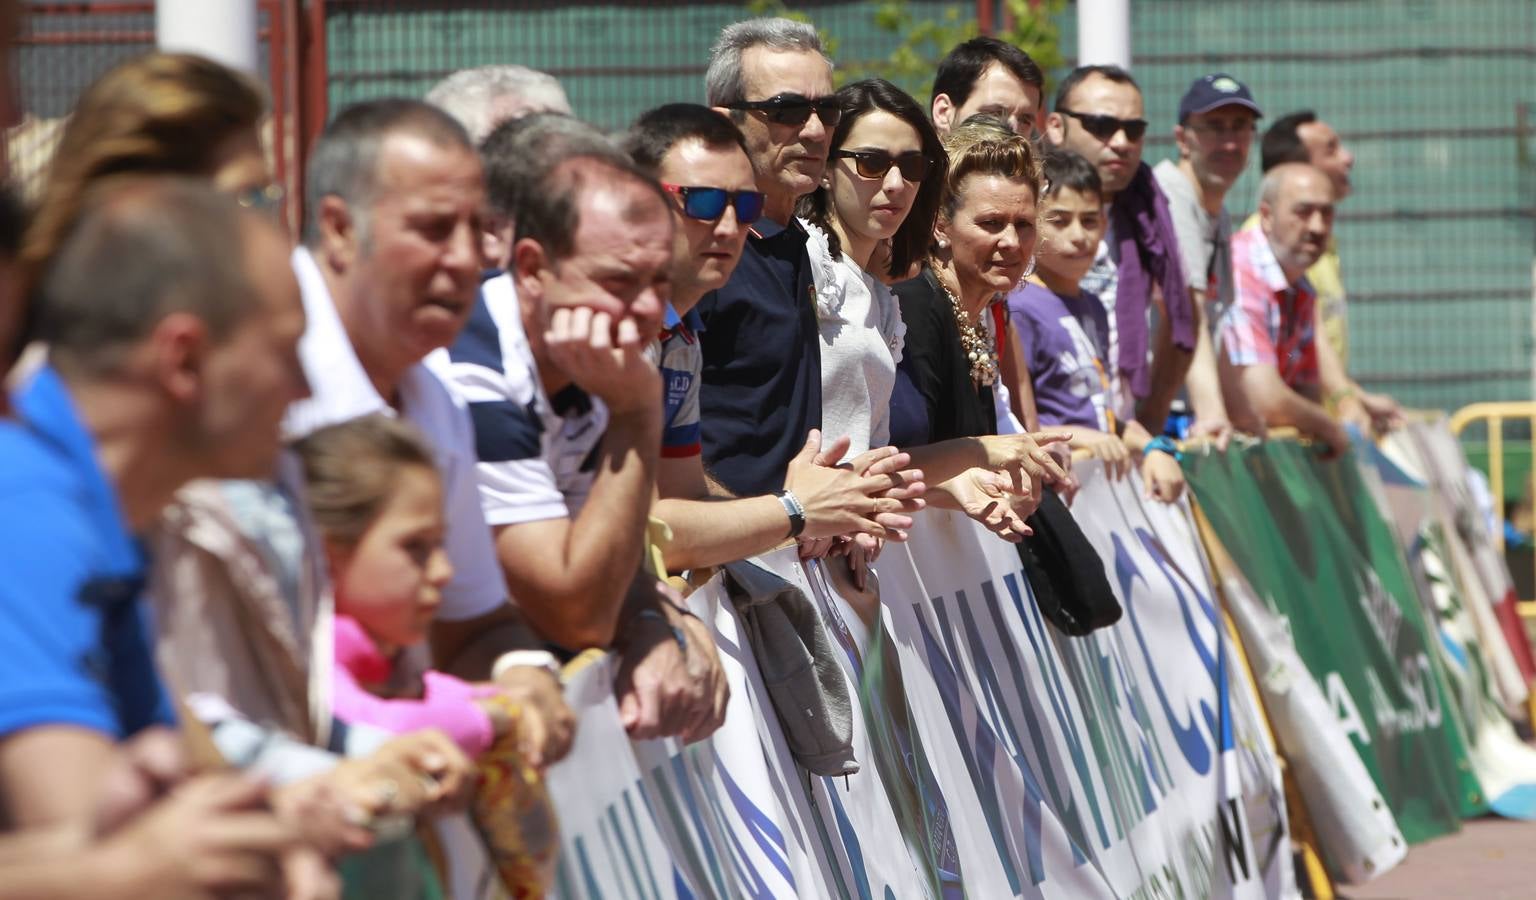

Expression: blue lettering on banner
xmin=913 ymin=602 xmax=1027 ymax=892
xmin=1001 ymin=572 xmax=1113 ymax=856
xmin=662 ymin=753 xmax=728 ymax=897
xmin=937 ymin=583 xmax=1076 ymax=862
xmin=1114 ymin=531 xmax=1214 ymax=776
xmin=822 ymin=779 xmax=874 ymax=900
xmin=1136 ymin=529 xmax=1234 ymax=756
xmin=715 ymin=749 xmax=793 ymax=898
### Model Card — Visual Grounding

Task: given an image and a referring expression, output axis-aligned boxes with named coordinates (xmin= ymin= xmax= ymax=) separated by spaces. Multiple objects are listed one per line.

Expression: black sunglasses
xmin=728 ymin=93 xmax=843 ymax=128
xmin=1058 ymin=109 xmax=1148 ymax=142
xmin=661 ymin=183 xmax=766 ymax=224
xmin=832 ymin=149 xmax=934 ymax=182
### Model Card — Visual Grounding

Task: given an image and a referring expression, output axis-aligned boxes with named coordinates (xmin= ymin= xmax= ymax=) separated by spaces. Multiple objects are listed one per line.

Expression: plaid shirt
xmin=1219 ymin=222 xmax=1319 ymax=389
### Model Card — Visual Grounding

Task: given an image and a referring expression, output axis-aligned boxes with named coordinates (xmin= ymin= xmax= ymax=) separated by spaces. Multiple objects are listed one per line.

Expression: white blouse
xmin=802 ymin=219 xmax=906 ymax=459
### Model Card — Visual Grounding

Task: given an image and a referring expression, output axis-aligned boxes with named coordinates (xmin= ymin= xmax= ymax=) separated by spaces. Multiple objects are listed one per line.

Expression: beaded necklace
xmin=936 ymin=273 xmax=999 ymax=387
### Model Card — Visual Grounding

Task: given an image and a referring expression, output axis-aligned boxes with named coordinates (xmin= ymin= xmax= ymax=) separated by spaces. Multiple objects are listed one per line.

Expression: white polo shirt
xmin=427 ymin=272 xmax=607 ymax=525
xmin=283 ymin=247 xmax=505 ymax=622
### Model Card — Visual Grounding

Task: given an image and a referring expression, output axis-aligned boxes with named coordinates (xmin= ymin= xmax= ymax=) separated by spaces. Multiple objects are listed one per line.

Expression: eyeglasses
xmin=1058 ymin=109 xmax=1148 ymax=142
xmin=832 ymin=149 xmax=934 ymax=182
xmin=661 ymin=183 xmax=766 ymax=224
xmin=727 ymin=93 xmax=843 ymax=128
xmin=235 ymin=183 xmax=285 ymax=213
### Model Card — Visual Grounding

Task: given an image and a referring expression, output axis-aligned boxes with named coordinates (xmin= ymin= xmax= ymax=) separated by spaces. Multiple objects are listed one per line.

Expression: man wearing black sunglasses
xmin=1041 ymin=65 xmax=1202 ymax=441
xmin=690 ymin=17 xmax=925 ymax=547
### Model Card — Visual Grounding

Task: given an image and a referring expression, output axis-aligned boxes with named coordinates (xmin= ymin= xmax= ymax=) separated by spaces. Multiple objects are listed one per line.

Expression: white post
xmin=1077 ymin=0 xmax=1132 ymax=69
xmin=156 ymin=0 xmax=259 ymax=75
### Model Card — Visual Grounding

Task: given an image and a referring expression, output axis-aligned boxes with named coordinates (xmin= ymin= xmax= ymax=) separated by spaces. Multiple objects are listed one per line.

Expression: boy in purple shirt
xmin=1008 ymin=149 xmax=1185 ymax=502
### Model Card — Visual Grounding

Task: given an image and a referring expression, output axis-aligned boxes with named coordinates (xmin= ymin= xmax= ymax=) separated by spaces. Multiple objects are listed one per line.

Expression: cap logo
xmin=1212 ymin=76 xmax=1241 ymax=93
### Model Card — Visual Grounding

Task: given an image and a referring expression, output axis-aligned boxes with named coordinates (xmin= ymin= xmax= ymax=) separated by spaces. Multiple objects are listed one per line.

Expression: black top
xmin=892 ymin=268 xmax=996 ymax=444
xmin=696 ymin=217 xmax=823 ymax=497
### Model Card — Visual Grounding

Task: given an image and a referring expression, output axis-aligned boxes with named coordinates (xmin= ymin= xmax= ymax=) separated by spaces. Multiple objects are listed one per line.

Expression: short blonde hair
xmin=938 ymin=115 xmax=1041 ymax=220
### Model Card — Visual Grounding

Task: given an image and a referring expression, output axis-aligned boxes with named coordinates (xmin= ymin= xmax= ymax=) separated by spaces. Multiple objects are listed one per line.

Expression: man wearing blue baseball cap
xmin=1153 ymin=73 xmax=1263 ymax=448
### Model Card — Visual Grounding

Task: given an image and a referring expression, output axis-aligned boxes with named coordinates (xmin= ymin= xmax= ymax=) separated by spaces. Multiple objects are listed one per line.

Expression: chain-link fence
xmin=8 ymin=1 xmax=303 ymax=226
xmin=9 ymin=0 xmax=1534 ymax=415
xmin=1096 ymin=0 xmax=1536 ymax=413
xmin=320 ymin=0 xmax=985 ymax=128
xmin=317 ymin=0 xmax=1536 ymax=414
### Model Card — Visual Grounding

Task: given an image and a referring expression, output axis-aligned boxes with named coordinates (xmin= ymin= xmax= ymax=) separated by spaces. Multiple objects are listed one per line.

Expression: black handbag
xmin=1015 ymin=490 xmax=1122 ymax=636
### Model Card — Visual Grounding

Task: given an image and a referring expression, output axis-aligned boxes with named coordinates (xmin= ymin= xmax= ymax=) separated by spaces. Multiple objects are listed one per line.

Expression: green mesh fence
xmin=321 ymin=0 xmax=1535 ymax=413
xmin=323 ymin=0 xmax=971 ymax=128
xmin=1073 ymin=0 xmax=1536 ymax=412
xmin=9 ymin=2 xmax=285 ymax=204
xmin=14 ymin=1 xmax=1528 ymax=414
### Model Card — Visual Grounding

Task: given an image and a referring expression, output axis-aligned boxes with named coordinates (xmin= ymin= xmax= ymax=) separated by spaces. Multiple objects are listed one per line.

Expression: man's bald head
xmin=1259 ymin=161 xmax=1331 ymax=209
xmin=514 ymin=153 xmax=670 ymax=263
xmin=512 ymin=154 xmax=673 ymax=359
xmin=1259 ymin=162 xmax=1335 ymax=279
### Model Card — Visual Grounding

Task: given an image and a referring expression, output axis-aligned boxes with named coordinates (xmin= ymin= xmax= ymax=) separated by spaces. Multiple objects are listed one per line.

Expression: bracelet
xmin=634 ymin=608 xmax=688 ymax=652
xmin=775 ymin=489 xmax=807 ymax=538
xmin=1145 ymin=435 xmax=1181 ymax=460
xmin=490 ymin=649 xmax=562 ymax=683
xmin=1326 ymin=387 xmax=1358 ymax=409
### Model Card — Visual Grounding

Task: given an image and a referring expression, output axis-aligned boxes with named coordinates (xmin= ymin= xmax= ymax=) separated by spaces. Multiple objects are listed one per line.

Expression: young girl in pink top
xmin=296 ymin=414 xmax=515 ymax=757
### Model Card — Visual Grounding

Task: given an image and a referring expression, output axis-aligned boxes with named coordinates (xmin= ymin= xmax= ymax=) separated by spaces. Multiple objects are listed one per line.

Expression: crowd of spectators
xmin=0 ymin=4 xmax=1398 ymax=895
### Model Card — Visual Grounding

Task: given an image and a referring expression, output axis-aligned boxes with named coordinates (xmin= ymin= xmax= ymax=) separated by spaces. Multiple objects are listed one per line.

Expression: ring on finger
xmin=372 ymin=778 xmax=401 ymax=811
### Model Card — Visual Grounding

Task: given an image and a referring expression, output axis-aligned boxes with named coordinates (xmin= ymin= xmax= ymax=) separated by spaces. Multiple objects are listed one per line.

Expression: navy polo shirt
xmin=695 ymin=217 xmax=822 ymax=497
xmin=0 ymin=367 xmax=175 ymax=741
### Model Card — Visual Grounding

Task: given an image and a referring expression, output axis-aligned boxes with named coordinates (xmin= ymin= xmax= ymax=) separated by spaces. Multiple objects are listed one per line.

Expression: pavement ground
xmin=1340 ymin=816 xmax=1536 ymax=899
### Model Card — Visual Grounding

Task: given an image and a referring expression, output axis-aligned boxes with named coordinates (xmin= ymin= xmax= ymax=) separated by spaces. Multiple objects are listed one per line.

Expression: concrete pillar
xmin=156 ymin=0 xmax=259 ymax=75
xmin=1077 ymin=0 xmax=1131 ymax=69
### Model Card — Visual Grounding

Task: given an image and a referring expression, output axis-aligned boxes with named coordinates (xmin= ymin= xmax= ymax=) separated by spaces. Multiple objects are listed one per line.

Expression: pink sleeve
xmin=331 ymin=665 xmax=496 ymax=758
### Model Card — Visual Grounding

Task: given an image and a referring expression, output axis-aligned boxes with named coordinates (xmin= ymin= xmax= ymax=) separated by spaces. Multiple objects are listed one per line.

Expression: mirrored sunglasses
xmin=661 ymin=184 xmax=766 ymax=224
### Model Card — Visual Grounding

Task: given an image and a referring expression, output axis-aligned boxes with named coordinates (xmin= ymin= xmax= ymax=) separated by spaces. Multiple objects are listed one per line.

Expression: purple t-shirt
xmin=1008 ymin=282 xmax=1114 ymax=431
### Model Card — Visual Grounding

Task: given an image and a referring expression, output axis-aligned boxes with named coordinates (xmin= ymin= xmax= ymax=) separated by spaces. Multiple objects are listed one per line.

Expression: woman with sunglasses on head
xmin=894 ymin=117 xmax=1120 ymax=636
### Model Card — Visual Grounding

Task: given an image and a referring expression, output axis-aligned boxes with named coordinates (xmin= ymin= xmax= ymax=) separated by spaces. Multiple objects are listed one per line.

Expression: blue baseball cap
xmin=1177 ymin=73 xmax=1262 ymax=123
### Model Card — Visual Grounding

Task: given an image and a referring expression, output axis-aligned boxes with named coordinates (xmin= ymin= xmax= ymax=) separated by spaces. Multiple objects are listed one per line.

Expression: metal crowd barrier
xmin=1450 ymin=402 xmax=1536 ymax=616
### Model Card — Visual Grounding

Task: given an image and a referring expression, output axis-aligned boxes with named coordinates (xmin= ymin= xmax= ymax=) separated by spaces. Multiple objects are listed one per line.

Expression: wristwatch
xmin=490 ymin=649 xmax=562 ymax=683
xmin=775 ymin=489 xmax=807 ymax=538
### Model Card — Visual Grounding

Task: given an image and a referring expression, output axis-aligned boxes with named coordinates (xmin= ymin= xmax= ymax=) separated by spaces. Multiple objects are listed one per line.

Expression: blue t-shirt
xmin=1008 ymin=282 xmax=1115 ymax=431
xmin=696 ymin=218 xmax=822 ymax=497
xmin=0 ymin=367 xmax=176 ymax=740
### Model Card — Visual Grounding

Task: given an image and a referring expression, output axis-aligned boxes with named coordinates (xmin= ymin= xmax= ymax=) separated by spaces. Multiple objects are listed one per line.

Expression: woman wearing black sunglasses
xmin=797 ymin=79 xmax=945 ymax=468
xmin=796 ymin=82 xmax=1068 ymax=568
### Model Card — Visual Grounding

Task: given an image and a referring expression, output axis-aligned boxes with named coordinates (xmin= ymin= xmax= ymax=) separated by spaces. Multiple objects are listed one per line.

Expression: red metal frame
xmin=14 ymin=1 xmax=306 ymax=230
xmin=977 ymin=0 xmax=994 ymax=35
xmin=296 ymin=0 xmax=327 ymax=230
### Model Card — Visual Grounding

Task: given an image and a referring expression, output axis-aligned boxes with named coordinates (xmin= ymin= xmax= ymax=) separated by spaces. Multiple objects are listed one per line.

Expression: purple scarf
xmin=1109 ymin=162 xmax=1195 ymax=398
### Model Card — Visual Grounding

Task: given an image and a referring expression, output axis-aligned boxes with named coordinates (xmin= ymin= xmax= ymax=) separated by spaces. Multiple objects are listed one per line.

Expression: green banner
xmin=1184 ymin=440 xmax=1474 ymax=843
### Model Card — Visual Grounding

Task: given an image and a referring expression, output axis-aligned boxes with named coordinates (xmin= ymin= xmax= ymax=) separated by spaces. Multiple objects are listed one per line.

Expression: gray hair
xmin=426 ymin=65 xmax=572 ymax=144
xmin=480 ymin=113 xmax=625 ymax=221
xmin=1259 ymin=161 xmax=1328 ymax=208
xmin=704 ymin=17 xmax=829 ymax=108
xmin=302 ymin=97 xmax=475 ymax=247
xmin=35 ymin=177 xmax=263 ymax=377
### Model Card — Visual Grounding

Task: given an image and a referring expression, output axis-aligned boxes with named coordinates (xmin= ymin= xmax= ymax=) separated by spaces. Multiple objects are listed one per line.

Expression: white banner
xmin=543 ymin=464 xmax=1298 ymax=899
